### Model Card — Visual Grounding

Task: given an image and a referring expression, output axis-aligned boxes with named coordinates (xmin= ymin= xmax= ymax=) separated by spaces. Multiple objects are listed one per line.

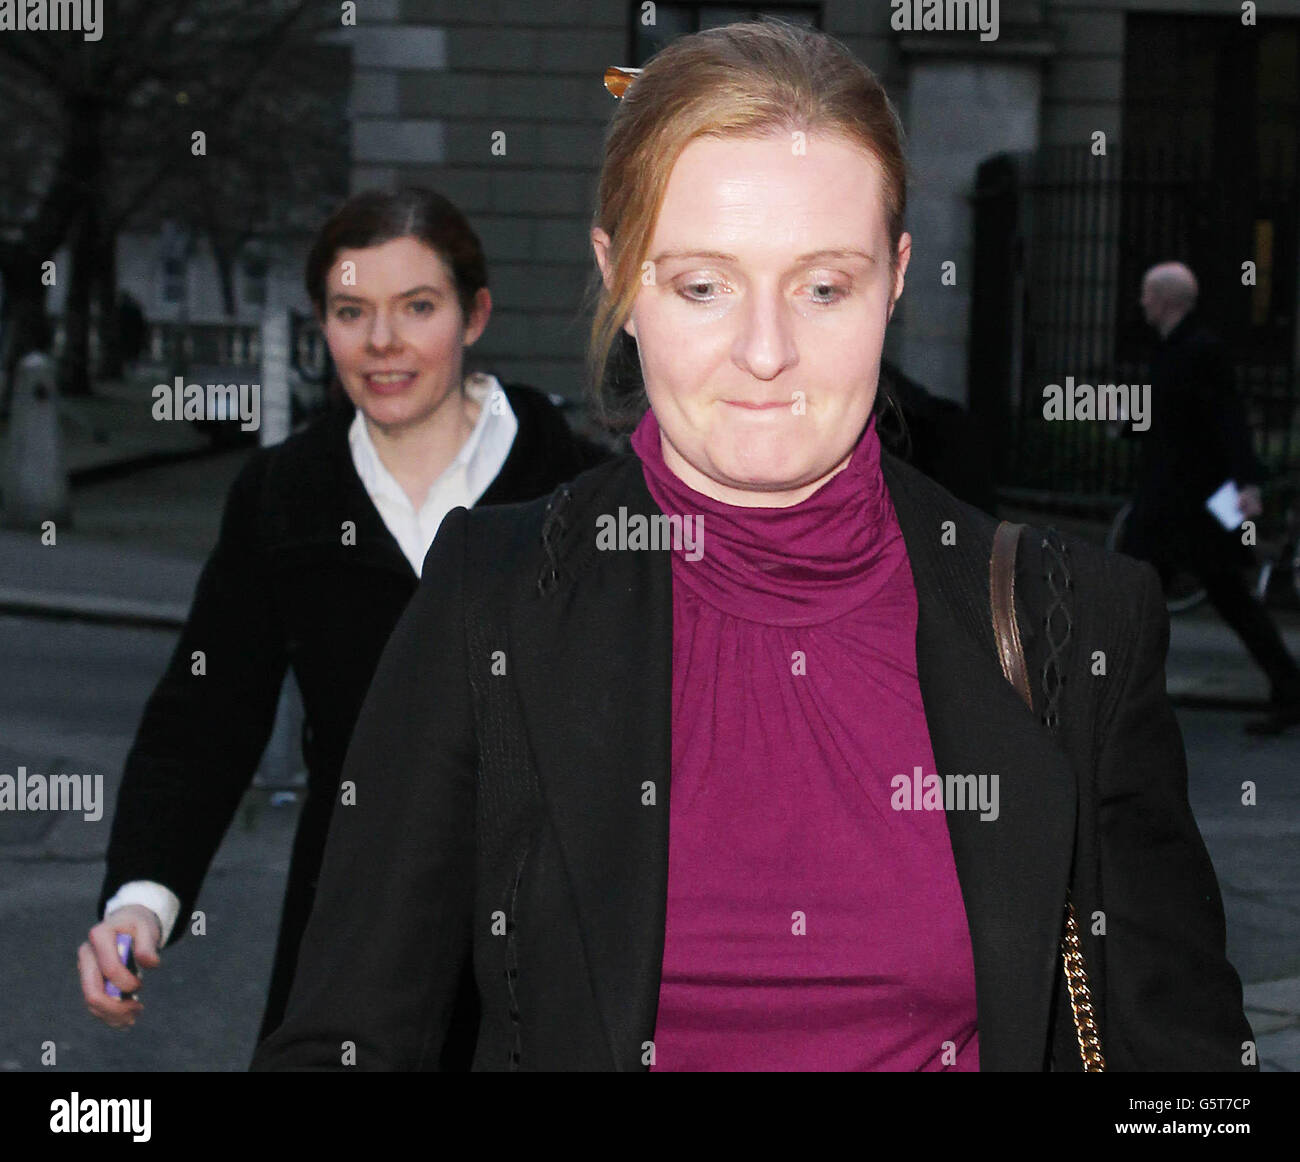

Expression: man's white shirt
xmin=103 ymin=374 xmax=517 ymax=942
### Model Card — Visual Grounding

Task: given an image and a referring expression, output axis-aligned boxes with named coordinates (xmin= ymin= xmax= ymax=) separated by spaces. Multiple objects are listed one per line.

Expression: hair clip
xmin=603 ymin=66 xmax=642 ymax=99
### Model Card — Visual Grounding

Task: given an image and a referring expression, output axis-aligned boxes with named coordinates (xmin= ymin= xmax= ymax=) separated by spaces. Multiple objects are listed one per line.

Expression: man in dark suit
xmin=1120 ymin=261 xmax=1300 ymax=734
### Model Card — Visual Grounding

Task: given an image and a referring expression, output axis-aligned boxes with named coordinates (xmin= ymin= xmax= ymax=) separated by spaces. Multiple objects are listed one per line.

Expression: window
xmin=1120 ymin=14 xmax=1299 ymax=361
xmin=630 ymin=3 xmax=821 ymax=66
xmin=242 ymin=251 xmax=268 ymax=308
xmin=162 ymin=255 xmax=187 ymax=305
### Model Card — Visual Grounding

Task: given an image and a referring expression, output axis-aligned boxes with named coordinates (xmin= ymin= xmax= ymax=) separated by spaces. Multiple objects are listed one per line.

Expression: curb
xmin=0 ymin=589 xmax=187 ymax=630
xmin=1167 ymin=692 xmax=1270 ymax=712
xmin=68 ymin=442 xmax=233 ymax=488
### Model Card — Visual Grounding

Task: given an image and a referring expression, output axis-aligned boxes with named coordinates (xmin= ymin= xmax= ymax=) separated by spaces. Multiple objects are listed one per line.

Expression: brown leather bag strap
xmin=988 ymin=520 xmax=1106 ymax=1073
xmin=990 ymin=521 xmax=1033 ymax=711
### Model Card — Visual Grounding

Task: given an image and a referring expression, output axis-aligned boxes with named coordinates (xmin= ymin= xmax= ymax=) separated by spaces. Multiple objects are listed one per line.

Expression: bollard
xmin=259 ymin=310 xmax=291 ymax=449
xmin=2 ymin=350 xmax=70 ymax=530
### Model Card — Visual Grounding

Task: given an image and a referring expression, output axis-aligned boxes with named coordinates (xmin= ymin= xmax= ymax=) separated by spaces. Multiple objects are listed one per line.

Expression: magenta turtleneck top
xmin=630 ymin=408 xmax=980 ymax=1072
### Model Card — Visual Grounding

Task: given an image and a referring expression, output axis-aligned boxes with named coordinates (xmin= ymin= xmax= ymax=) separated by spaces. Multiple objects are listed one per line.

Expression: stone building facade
xmin=343 ymin=0 xmax=1298 ymax=409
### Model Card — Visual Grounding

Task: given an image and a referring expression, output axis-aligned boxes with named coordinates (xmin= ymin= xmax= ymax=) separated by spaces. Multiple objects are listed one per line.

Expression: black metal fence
xmin=969 ymin=144 xmax=1299 ymax=515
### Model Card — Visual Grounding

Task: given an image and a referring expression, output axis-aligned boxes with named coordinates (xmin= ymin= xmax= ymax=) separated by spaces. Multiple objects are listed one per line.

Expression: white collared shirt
xmin=347 ymin=371 xmax=518 ymax=577
xmin=103 ymin=373 xmax=517 ymax=944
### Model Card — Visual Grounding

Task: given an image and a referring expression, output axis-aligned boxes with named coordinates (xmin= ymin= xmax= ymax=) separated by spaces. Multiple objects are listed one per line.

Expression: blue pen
xmin=103 ymin=933 xmax=138 ymax=1001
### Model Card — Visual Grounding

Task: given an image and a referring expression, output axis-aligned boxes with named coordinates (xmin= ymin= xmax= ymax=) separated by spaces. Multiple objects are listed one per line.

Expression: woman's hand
xmin=78 ymin=906 xmax=163 ymax=1029
xmin=1238 ymin=484 xmax=1263 ymax=520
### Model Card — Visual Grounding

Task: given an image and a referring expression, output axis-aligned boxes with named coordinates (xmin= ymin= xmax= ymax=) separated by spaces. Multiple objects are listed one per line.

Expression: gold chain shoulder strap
xmin=989 ymin=520 xmax=1106 ymax=1072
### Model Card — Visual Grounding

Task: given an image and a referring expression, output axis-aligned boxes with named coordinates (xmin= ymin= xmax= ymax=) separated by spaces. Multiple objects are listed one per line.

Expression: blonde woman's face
xmin=596 ymin=133 xmax=910 ymax=507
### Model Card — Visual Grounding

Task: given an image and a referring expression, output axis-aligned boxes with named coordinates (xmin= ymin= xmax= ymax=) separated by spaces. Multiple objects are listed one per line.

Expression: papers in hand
xmin=1205 ymin=479 xmax=1242 ymax=531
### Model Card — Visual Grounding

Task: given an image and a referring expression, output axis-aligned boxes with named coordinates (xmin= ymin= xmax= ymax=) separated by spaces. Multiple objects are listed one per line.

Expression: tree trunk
xmin=0 ymin=256 xmax=52 ymax=415
xmin=55 ymin=95 xmax=105 ymax=397
xmin=95 ymin=222 xmax=123 ymax=381
xmin=59 ymin=205 xmax=96 ymax=397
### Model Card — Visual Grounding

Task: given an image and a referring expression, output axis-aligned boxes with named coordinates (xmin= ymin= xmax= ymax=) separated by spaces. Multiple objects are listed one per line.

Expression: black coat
xmin=1122 ymin=311 xmax=1266 ymax=570
xmin=251 ymin=445 xmax=1253 ymax=1071
xmin=98 ymin=383 xmax=605 ymax=1044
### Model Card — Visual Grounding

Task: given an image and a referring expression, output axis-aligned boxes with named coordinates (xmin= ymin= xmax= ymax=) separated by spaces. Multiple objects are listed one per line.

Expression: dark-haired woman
xmin=77 ymin=188 xmax=605 ymax=1055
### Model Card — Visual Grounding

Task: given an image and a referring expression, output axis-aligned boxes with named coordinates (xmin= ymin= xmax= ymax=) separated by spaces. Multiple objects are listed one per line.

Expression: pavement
xmin=7 ymin=374 xmax=217 ymax=482
xmin=1 ymin=393 xmax=1298 ymax=1070
xmin=0 ymin=374 xmax=245 ymax=624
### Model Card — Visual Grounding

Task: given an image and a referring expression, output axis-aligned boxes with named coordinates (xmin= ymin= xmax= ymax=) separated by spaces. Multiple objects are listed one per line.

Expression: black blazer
xmin=251 ymin=446 xmax=1254 ymax=1071
xmin=98 ymin=383 xmax=605 ymax=1041
xmin=1121 ymin=312 xmax=1266 ymax=570
xmin=1139 ymin=310 xmax=1268 ymax=505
